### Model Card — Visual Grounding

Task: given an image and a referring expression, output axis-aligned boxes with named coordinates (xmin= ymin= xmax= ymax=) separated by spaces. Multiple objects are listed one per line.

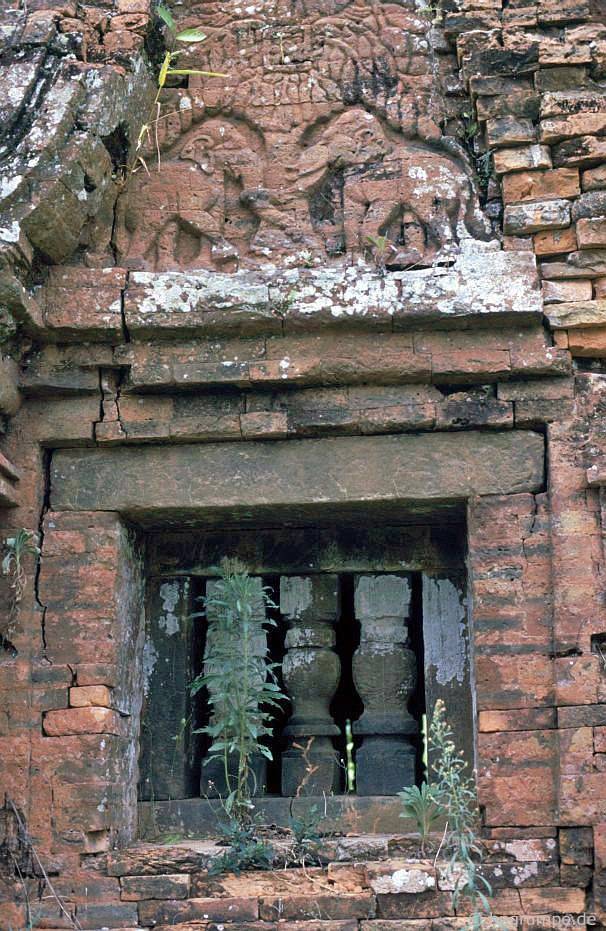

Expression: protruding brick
xmin=582 ymin=164 xmax=606 ymax=191
xmin=43 ymin=707 xmax=124 ymax=736
xmin=504 ymin=200 xmax=571 ymax=235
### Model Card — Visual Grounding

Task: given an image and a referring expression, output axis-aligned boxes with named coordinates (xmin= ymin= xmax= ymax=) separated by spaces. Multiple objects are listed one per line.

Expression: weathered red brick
xmin=43 ymin=707 xmax=125 ymax=736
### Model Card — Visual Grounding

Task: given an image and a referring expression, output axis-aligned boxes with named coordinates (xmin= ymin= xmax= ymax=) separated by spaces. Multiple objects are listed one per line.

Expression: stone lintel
xmin=51 ymin=431 xmax=545 ymax=520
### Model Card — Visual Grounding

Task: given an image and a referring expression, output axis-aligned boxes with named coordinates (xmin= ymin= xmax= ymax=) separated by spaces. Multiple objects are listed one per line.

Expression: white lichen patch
xmin=371 ymin=868 xmax=435 ymax=894
xmin=0 ymin=221 xmax=21 ymax=242
xmin=158 ymin=580 xmax=186 ymax=636
xmin=423 ymin=576 xmax=468 ymax=686
xmin=142 ymin=638 xmax=159 ymax=695
xmin=127 ymin=248 xmax=541 ymax=331
xmin=512 ymin=861 xmax=539 ymax=886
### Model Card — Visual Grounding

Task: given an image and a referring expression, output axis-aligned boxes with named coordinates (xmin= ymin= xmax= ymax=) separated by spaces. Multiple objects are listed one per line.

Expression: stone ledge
xmin=38 ymin=249 xmax=542 ymax=343
xmin=124 ymin=250 xmax=542 ymax=339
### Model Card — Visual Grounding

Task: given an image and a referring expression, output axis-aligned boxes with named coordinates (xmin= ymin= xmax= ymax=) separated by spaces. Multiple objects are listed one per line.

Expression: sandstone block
xmin=577 ymin=218 xmax=606 ymax=248
xmin=259 ymin=895 xmax=375 ymax=921
xmin=519 ymin=886 xmax=586 ymax=912
xmin=572 ymin=191 xmax=606 ymax=220
xmin=497 ymin=378 xmax=574 ymax=400
xmin=375 ymin=890 xmax=453 ymax=919
xmin=502 ymin=168 xmax=579 ymax=203
xmin=476 ymin=90 xmax=539 ymax=121
xmin=138 ymin=897 xmax=259 ymax=926
xmin=70 ymin=901 xmax=138 ymax=928
xmin=582 ymin=164 xmax=606 ymax=191
xmin=486 ymin=116 xmax=536 ymax=146
xmin=542 ymin=279 xmax=592 ymax=303
xmin=541 ymin=112 xmax=606 ymax=143
xmin=0 ymin=358 xmax=21 ymax=417
xmin=535 ymin=65 xmax=589 ymax=91
xmin=494 ymin=144 xmax=552 ymax=174
xmin=240 ymin=411 xmax=288 ymax=439
xmin=554 ymin=135 xmax=606 ymax=167
xmin=504 ymin=199 xmax=571 ymax=234
xmin=545 ymin=299 xmax=606 ymax=328
xmin=107 ymin=844 xmax=219 ymax=876
xmin=596 ymin=278 xmax=606 ymax=298
xmin=559 ymin=727 xmax=594 ymax=774
xmin=534 ymin=227 xmax=577 ymax=255
xmin=542 ymin=250 xmax=606 ymax=278
xmin=568 ymin=326 xmax=606 ymax=355
xmin=120 ymin=873 xmax=190 ymax=900
xmin=76 ymin=663 xmax=119 ymax=687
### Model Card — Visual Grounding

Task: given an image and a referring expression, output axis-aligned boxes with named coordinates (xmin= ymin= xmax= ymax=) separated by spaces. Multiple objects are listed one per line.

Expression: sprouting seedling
xmin=129 ymin=4 xmax=227 ymax=175
xmin=2 ymin=530 xmax=40 ymax=627
xmin=364 ymin=233 xmax=396 ymax=271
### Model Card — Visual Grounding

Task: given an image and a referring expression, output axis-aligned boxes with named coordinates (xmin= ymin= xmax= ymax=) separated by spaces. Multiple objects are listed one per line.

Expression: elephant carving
xmin=115 ymin=108 xmax=491 ymax=271
xmin=114 ymin=119 xmax=264 ymax=271
xmin=297 ymin=109 xmax=491 ymax=266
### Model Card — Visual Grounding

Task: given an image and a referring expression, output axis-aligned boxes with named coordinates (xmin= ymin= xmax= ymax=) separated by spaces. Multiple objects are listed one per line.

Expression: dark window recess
xmin=139 ymin=567 xmax=472 ymax=801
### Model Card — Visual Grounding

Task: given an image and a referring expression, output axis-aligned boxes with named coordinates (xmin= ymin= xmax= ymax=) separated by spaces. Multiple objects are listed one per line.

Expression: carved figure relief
xmin=114 ymin=0 xmax=492 ymax=272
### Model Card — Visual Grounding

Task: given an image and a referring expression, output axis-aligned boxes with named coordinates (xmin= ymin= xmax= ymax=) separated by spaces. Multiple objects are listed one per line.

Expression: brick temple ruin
xmin=2 ymin=0 xmax=606 ymax=925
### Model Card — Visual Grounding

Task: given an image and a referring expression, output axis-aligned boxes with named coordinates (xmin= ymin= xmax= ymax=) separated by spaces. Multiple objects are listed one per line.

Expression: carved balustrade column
xmin=200 ymin=576 xmax=268 ymax=798
xmin=352 ymin=574 xmax=417 ymax=795
xmin=280 ymin=575 xmax=341 ymax=796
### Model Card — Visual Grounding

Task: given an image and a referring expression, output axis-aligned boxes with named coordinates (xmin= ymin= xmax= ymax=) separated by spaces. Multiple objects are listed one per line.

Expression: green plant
xmin=129 ymin=4 xmax=226 ymax=175
xmin=364 ymin=233 xmax=396 ymax=272
xmin=189 ymin=558 xmax=287 ymax=824
xmin=418 ymin=0 xmax=442 ymax=22
xmin=398 ymin=781 xmax=444 ymax=856
xmin=2 ymin=530 xmax=40 ymax=635
xmin=429 ymin=699 xmax=493 ymax=930
xmin=287 ymin=798 xmax=325 ymax=866
xmin=209 ymin=817 xmax=275 ymax=875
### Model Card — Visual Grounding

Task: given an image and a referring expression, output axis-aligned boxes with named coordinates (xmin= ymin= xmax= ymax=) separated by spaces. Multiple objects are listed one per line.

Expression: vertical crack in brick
xmin=34 ymin=449 xmax=52 ymax=656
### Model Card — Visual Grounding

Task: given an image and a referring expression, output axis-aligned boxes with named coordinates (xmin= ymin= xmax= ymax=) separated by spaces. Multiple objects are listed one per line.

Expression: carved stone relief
xmin=114 ymin=0 xmax=491 ymax=272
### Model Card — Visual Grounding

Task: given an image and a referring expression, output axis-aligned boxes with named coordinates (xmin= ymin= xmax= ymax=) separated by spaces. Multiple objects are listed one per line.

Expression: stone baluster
xmin=352 ymin=574 xmax=417 ymax=795
xmin=280 ymin=575 xmax=341 ymax=796
xmin=200 ymin=576 xmax=268 ymax=798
